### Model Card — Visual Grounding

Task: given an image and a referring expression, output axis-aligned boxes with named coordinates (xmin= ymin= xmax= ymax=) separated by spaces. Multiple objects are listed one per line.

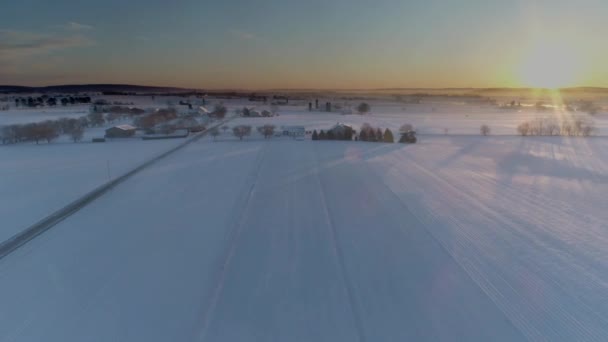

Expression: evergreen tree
xmin=368 ymin=129 xmax=376 ymax=142
xmin=319 ymin=130 xmax=327 ymax=140
xmin=383 ymin=128 xmax=394 ymax=143
xmin=344 ymin=127 xmax=353 ymax=140
xmin=376 ymin=128 xmax=383 ymax=142
xmin=327 ymin=130 xmax=335 ymax=140
xmin=359 ymin=129 xmax=368 ymax=141
xmin=312 ymin=130 xmax=319 ymax=140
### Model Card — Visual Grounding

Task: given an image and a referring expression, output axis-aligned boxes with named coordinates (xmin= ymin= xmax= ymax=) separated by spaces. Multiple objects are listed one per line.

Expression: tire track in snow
xmin=312 ymin=144 xmax=366 ymax=342
xmin=380 ymin=151 xmax=608 ymax=341
xmin=401 ymin=154 xmax=605 ymax=341
xmin=359 ymin=155 xmax=528 ymax=341
xmin=436 ymin=161 xmax=608 ymax=333
xmin=197 ymin=142 xmax=268 ymax=342
xmin=426 ymin=154 xmax=608 ymax=321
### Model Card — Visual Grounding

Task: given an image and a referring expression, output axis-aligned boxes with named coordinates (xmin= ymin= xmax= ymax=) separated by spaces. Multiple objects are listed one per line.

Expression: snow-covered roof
xmin=281 ymin=125 xmax=305 ymax=132
xmin=330 ymin=122 xmax=352 ymax=130
xmin=113 ymin=124 xmax=136 ymax=131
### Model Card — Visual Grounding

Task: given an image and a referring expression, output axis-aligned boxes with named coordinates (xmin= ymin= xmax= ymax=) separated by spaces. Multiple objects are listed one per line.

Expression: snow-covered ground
xmin=0 ymin=132 xmax=188 ymax=242
xmin=232 ymin=102 xmax=608 ymax=136
xmin=0 ymin=130 xmax=607 ymax=340
xmin=0 ymin=106 xmax=90 ymax=125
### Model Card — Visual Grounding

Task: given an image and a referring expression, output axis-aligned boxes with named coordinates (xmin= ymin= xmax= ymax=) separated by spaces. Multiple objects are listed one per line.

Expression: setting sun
xmin=518 ymin=41 xmax=584 ymax=88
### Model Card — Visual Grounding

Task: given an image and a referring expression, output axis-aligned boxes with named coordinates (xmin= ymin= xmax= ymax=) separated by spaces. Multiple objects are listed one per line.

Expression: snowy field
xmin=0 ymin=106 xmax=90 ymax=125
xmin=0 ymin=133 xmax=188 ymax=242
xmin=0 ymin=131 xmax=607 ymax=340
xmin=232 ymin=101 xmax=608 ymax=136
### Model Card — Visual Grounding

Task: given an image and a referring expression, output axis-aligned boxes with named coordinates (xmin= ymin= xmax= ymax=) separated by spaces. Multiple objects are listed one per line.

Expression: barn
xmin=105 ymin=124 xmax=136 ymax=138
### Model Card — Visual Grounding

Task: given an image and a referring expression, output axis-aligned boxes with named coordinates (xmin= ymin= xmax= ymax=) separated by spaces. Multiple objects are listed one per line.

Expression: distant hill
xmin=0 ymin=84 xmax=199 ymax=94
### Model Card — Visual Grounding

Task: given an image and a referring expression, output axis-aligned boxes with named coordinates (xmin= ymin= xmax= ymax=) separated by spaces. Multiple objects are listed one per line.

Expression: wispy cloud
xmin=0 ymin=30 xmax=92 ymax=58
xmin=54 ymin=21 xmax=94 ymax=31
xmin=0 ymin=28 xmax=94 ymax=76
xmin=229 ymin=29 xmax=257 ymax=41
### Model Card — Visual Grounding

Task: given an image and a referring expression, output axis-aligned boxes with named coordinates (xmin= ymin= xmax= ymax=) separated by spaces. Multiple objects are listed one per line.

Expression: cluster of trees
xmin=14 ymin=96 xmax=91 ymax=108
xmin=211 ymin=104 xmax=227 ymax=118
xmin=1 ymin=117 xmax=86 ymax=144
xmin=133 ymin=108 xmax=178 ymax=130
xmin=517 ymin=118 xmax=596 ymax=137
xmin=232 ymin=125 xmax=252 ymax=140
xmin=577 ymin=101 xmax=601 ymax=115
xmin=210 ymin=124 xmax=274 ymax=141
xmin=357 ymin=102 xmax=370 ymax=115
xmin=359 ymin=123 xmax=394 ymax=142
xmin=93 ymin=105 xmax=146 ymax=118
xmin=241 ymin=107 xmax=275 ymax=117
xmin=480 ymin=124 xmax=491 ymax=136
xmin=312 ymin=126 xmax=354 ymax=141
xmin=312 ymin=123 xmax=395 ymax=143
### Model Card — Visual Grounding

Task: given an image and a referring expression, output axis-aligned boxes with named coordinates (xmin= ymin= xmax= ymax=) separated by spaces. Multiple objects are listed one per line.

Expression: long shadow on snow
xmin=497 ymin=149 xmax=608 ymax=183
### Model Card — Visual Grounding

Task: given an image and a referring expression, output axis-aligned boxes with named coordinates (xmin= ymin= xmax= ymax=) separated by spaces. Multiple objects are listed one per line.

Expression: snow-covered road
xmin=1 ymin=136 xmax=607 ymax=341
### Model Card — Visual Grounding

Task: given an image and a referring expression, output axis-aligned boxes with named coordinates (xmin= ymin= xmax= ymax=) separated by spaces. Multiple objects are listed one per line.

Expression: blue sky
xmin=1 ymin=0 xmax=607 ymax=89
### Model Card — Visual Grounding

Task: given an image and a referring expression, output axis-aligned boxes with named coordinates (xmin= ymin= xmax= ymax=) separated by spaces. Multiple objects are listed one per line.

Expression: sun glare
xmin=518 ymin=41 xmax=583 ymax=88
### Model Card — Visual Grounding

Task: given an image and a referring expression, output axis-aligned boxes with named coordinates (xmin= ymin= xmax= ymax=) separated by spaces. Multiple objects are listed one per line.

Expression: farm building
xmin=328 ymin=123 xmax=353 ymax=135
xmin=281 ymin=125 xmax=306 ymax=139
xmin=198 ymin=106 xmax=210 ymax=116
xmin=105 ymin=124 xmax=136 ymax=138
xmin=325 ymin=123 xmax=354 ymax=140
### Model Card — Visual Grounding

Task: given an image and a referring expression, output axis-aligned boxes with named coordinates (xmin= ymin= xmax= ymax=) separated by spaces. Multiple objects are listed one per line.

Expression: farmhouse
xmin=105 ymin=124 xmax=136 ymax=138
xmin=328 ymin=123 xmax=353 ymax=136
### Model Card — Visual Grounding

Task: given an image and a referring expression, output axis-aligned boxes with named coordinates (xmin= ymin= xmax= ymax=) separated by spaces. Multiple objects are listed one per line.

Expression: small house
xmin=105 ymin=124 xmax=136 ymax=138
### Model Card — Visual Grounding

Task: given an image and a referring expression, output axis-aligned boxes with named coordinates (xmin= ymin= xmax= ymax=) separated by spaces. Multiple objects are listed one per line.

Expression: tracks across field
xmin=0 ymin=118 xmax=233 ymax=260
xmin=377 ymin=150 xmax=608 ymax=341
xmin=196 ymin=141 xmax=268 ymax=341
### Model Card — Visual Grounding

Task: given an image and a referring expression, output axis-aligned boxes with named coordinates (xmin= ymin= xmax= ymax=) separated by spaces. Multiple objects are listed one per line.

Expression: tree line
xmin=517 ymin=117 xmax=596 ymax=136
xmin=312 ymin=123 xmax=395 ymax=143
xmin=14 ymin=96 xmax=91 ymax=108
xmin=1 ymin=117 xmax=87 ymax=144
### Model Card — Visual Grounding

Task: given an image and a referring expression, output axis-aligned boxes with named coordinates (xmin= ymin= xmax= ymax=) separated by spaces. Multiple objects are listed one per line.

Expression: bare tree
xmin=40 ymin=122 xmax=59 ymax=143
xmin=573 ymin=118 xmax=586 ymax=136
xmin=233 ymin=125 xmax=252 ymax=140
xmin=545 ymin=119 xmax=560 ymax=136
xmin=581 ymin=121 xmax=596 ymax=136
xmin=257 ymin=124 xmax=276 ymax=138
xmin=561 ymin=121 xmax=573 ymax=136
xmin=480 ymin=124 xmax=491 ymax=136
xmin=88 ymin=112 xmax=105 ymax=127
xmin=70 ymin=126 xmax=84 ymax=142
xmin=529 ymin=118 xmax=543 ymax=136
xmin=517 ymin=122 xmax=530 ymax=136
xmin=213 ymin=103 xmax=227 ymax=119
xmin=210 ymin=127 xmax=220 ymax=141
